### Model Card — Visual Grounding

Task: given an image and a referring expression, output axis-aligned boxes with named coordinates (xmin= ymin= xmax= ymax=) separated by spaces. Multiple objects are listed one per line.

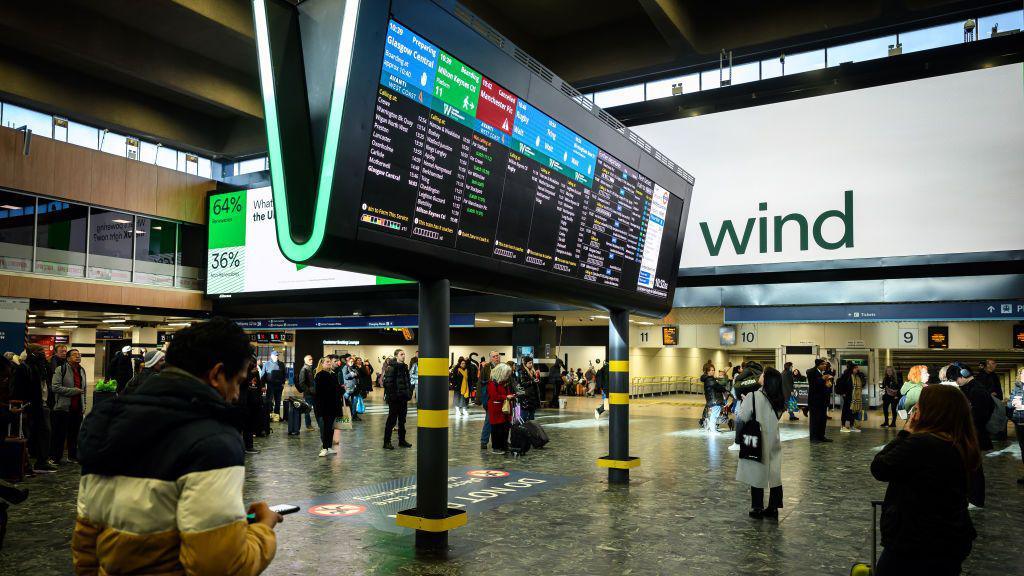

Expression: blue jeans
xmin=303 ymin=394 xmax=315 ymax=427
xmin=344 ymin=392 xmax=357 ymax=420
xmin=479 ymin=387 xmax=490 ymax=443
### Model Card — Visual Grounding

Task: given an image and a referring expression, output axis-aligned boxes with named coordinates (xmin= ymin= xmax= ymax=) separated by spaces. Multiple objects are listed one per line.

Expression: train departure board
xmin=359 ymin=20 xmax=682 ymax=301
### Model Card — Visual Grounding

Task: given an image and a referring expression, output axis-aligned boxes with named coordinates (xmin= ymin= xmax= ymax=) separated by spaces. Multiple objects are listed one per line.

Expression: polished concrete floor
xmin=4 ymin=391 xmax=1023 ymax=575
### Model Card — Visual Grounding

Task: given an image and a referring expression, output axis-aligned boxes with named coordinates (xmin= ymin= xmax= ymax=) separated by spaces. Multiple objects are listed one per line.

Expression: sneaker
xmin=851 ymin=428 xmax=862 ymax=433
xmin=594 ymin=408 xmax=601 ymax=420
xmin=840 ymin=428 xmax=852 ymax=433
xmin=968 ymin=503 xmax=983 ymax=511
xmin=33 ymin=463 xmax=58 ymax=473
xmin=326 ymin=448 xmax=336 ymax=454
xmin=383 ymin=442 xmax=395 ymax=450
xmin=318 ymin=449 xmax=328 ymax=457
xmin=882 ymin=422 xmax=890 ymax=427
xmin=245 ymin=449 xmax=261 ymax=455
xmin=491 ymin=449 xmax=506 ymax=455
xmin=399 ymin=441 xmax=412 ymax=448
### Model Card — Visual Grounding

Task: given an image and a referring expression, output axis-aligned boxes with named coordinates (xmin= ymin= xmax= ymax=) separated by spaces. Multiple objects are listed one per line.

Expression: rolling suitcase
xmin=1 ymin=409 xmax=29 ymax=483
xmin=850 ymin=500 xmax=884 ymax=575
xmin=523 ymin=420 xmax=549 ymax=448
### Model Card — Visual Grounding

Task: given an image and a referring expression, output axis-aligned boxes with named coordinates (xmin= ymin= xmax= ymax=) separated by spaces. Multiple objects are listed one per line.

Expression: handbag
xmin=333 ymin=415 xmax=353 ymax=430
xmin=736 ymin=392 xmax=764 ymax=462
xmin=355 ymin=395 xmax=365 ymax=414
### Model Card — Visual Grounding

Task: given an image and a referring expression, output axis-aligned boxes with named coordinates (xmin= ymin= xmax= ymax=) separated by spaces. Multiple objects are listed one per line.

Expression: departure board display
xmin=359 ymin=19 xmax=681 ymax=301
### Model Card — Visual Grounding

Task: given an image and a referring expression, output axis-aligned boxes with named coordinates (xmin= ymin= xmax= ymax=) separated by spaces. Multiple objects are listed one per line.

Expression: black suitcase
xmin=2 ymin=411 xmax=28 ymax=483
xmin=523 ymin=421 xmax=549 ymax=448
xmin=509 ymin=423 xmax=531 ymax=455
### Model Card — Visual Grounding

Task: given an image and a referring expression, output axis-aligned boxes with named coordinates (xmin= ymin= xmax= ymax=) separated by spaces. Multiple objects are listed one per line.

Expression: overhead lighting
xmin=134 ymin=230 xmax=146 ymax=235
xmin=59 ymin=325 xmax=79 ymax=329
xmin=495 ymin=320 xmax=513 ymax=325
xmin=0 ymin=204 xmax=24 ymax=210
xmin=42 ymin=320 xmax=66 ymax=325
xmin=167 ymin=322 xmax=191 ymax=327
xmin=153 ymin=226 xmax=162 ymax=230
xmin=591 ymin=315 xmax=609 ymax=320
xmin=476 ymin=318 xmax=491 ymax=322
xmin=112 ymin=219 xmax=132 ymax=224
xmin=103 ymin=312 xmax=127 ymax=316
xmin=28 ymin=314 xmax=36 ymax=318
xmin=637 ymin=321 xmax=654 ymax=326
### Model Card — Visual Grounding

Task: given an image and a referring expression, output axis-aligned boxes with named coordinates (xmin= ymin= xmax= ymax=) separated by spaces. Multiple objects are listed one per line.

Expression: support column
xmin=597 ymin=309 xmax=640 ymax=483
xmin=395 ymin=279 xmax=465 ymax=550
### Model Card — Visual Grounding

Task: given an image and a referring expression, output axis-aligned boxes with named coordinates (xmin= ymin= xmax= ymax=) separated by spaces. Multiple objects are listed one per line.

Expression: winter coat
xmin=123 ymin=367 xmax=158 ymax=396
xmin=702 ymin=374 xmax=725 ymax=406
xmin=73 ymin=367 xmax=275 ymax=575
xmin=296 ymin=364 xmax=314 ymax=395
xmin=107 ymin=352 xmax=134 ymax=394
xmin=806 ymin=367 xmax=829 ymax=407
xmin=781 ymin=370 xmax=795 ymax=402
xmin=900 ymin=381 xmax=924 ymax=412
xmin=260 ymin=359 xmax=286 ymax=388
xmin=870 ymin=430 xmax=975 ymax=562
xmin=12 ymin=353 xmax=50 ymax=414
xmin=1009 ymin=381 xmax=1024 ymax=425
xmin=51 ymin=361 xmax=87 ymax=412
xmin=959 ymin=379 xmax=994 ymax=451
xmin=313 ymin=371 xmax=340 ymax=420
xmin=734 ymin=389 xmax=782 ymax=489
xmin=486 ymin=380 xmax=513 ymax=425
xmin=342 ymin=365 xmax=359 ymax=394
xmin=383 ymin=361 xmax=411 ymax=402
xmin=515 ymin=367 xmax=541 ymax=409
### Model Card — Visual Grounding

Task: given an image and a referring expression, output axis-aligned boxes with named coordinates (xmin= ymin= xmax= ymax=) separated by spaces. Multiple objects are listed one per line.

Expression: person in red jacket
xmin=485 ymin=363 xmax=515 ymax=454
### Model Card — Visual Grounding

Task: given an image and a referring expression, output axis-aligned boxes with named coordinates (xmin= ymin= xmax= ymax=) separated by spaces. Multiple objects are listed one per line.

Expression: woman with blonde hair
xmin=900 ymin=365 xmax=929 ymax=413
xmin=313 ymin=357 xmax=340 ymax=457
xmin=871 ymin=384 xmax=979 ymax=575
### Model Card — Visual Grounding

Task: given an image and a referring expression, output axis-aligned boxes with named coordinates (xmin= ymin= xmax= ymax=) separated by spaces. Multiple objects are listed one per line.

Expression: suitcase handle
xmin=871 ymin=500 xmax=883 ymax=571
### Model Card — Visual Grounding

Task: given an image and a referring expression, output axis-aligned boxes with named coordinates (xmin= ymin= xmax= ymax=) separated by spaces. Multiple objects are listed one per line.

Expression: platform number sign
xmin=739 ymin=327 xmax=757 ymax=347
xmin=639 ymin=331 xmax=650 ymax=343
xmin=897 ymin=328 xmax=919 ymax=348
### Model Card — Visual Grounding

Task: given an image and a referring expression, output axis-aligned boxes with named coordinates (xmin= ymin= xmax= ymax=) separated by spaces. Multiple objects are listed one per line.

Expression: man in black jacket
xmin=382 ymin=349 xmax=412 ymax=450
xmin=13 ymin=345 xmax=56 ymax=472
xmin=953 ymin=364 xmax=994 ymax=451
xmin=806 ymin=358 xmax=833 ymax=443
xmin=974 ymin=359 xmax=1001 ymax=399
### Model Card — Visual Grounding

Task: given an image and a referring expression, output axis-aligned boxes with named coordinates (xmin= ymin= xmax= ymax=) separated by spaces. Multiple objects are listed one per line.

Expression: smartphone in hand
xmin=247 ymin=504 xmax=300 ymax=523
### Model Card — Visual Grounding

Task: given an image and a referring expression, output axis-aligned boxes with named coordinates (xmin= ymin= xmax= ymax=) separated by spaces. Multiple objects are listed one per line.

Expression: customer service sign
xmin=635 ymin=64 xmax=1024 ymax=270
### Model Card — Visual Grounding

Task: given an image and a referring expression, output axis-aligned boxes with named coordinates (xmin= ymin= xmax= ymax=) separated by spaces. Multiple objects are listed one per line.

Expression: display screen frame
xmin=253 ymin=0 xmax=693 ymax=316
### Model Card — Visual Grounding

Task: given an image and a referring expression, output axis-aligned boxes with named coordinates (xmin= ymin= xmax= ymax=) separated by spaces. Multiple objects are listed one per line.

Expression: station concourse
xmin=0 ymin=1 xmax=1022 ymax=575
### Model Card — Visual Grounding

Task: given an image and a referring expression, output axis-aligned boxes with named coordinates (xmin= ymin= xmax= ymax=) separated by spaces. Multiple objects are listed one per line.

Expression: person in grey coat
xmin=342 ymin=356 xmax=361 ymax=422
xmin=735 ymin=367 xmax=787 ymax=519
xmin=50 ymin=348 xmax=86 ymax=463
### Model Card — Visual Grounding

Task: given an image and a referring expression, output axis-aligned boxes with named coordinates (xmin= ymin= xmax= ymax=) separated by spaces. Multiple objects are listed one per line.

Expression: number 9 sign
xmin=897 ymin=328 xmax=919 ymax=348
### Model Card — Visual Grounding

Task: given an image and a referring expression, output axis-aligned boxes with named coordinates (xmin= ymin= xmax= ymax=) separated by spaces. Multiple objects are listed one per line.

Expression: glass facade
xmin=87 ymin=209 xmax=135 ymax=282
xmin=175 ymin=224 xmax=206 ymax=290
xmin=0 ymin=191 xmax=36 ymax=272
xmin=134 ymin=217 xmax=177 ymax=286
xmin=35 ymin=200 xmax=88 ymax=278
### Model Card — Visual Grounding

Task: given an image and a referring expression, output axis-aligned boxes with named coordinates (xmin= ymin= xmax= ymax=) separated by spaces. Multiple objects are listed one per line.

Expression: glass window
xmin=179 ymin=152 xmax=199 ymax=175
xmin=176 ymin=223 xmax=205 ymax=290
xmin=827 ymin=36 xmax=896 ymax=66
xmin=980 ymin=10 xmax=1024 ymax=39
xmin=198 ymin=157 xmax=212 ymax=179
xmin=700 ymin=69 xmax=720 ymax=90
xmin=1 ymin=104 xmax=52 ymax=137
xmin=156 ymin=145 xmax=177 ymax=170
xmin=901 ymin=21 xmax=963 ymax=54
xmin=0 ymin=191 xmax=36 ymax=273
xmin=646 ymin=73 xmax=699 ymax=99
xmin=67 ymin=121 xmax=99 ymax=150
xmin=729 ymin=62 xmax=760 ymax=86
xmin=53 ymin=118 xmax=68 ymax=142
xmin=593 ymin=84 xmax=645 ymax=108
xmin=87 ymin=209 xmax=134 ymax=283
xmin=761 ymin=56 xmax=783 ymax=79
xmin=99 ymin=131 xmax=127 ymax=157
xmin=139 ymin=141 xmax=158 ymax=164
xmin=236 ymin=157 xmax=268 ymax=176
xmin=134 ymin=217 xmax=176 ymax=286
xmin=35 ymin=200 xmax=87 ymax=278
xmin=784 ymin=50 xmax=825 ymax=75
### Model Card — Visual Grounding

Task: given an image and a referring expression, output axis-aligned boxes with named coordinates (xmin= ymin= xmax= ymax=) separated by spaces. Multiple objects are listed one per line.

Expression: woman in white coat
xmin=736 ymin=366 xmax=787 ymax=519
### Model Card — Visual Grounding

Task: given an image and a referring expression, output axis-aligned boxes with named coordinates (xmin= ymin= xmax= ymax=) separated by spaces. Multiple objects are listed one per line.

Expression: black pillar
xmin=598 ymin=308 xmax=640 ymax=483
xmin=395 ymin=278 xmax=465 ymax=549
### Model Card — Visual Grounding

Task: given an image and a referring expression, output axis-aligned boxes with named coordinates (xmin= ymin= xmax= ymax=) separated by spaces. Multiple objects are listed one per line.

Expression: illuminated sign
xmin=1013 ymin=325 xmax=1024 ymax=350
xmin=927 ymin=326 xmax=949 ymax=349
xmin=719 ymin=325 xmax=737 ymax=346
xmin=662 ymin=325 xmax=679 ymax=346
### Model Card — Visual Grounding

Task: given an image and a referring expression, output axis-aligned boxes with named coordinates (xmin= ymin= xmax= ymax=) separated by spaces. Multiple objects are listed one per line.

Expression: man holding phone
xmin=73 ymin=318 xmax=281 ymax=575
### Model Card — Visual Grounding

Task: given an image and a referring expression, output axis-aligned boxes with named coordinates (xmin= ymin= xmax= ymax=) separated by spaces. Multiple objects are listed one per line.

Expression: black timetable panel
xmin=360 ymin=19 xmax=680 ymax=301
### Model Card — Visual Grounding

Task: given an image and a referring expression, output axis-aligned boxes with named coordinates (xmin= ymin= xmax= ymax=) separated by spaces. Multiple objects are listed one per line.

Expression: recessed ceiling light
xmin=476 ymin=319 xmax=491 ymax=322
xmin=112 ymin=219 xmax=132 ymax=224
xmin=28 ymin=314 xmax=36 ymax=318
xmin=496 ymin=320 xmax=513 ymax=325
xmin=167 ymin=322 xmax=191 ymax=327
xmin=59 ymin=325 xmax=79 ymax=329
xmin=0 ymin=204 xmax=24 ymax=210
xmin=637 ymin=321 xmax=653 ymax=326
xmin=152 ymin=226 xmax=162 ymax=230
xmin=592 ymin=315 xmax=609 ymax=319
xmin=42 ymin=320 xmax=65 ymax=325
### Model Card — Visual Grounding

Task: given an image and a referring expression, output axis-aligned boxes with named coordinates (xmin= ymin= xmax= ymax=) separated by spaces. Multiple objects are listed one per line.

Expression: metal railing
xmin=628 ymin=375 xmax=703 ymax=398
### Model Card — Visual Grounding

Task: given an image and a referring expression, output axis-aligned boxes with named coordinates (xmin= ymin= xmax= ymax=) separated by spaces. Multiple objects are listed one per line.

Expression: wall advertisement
xmin=634 ymin=64 xmax=1024 ymax=272
xmin=207 ymin=187 xmax=409 ymax=295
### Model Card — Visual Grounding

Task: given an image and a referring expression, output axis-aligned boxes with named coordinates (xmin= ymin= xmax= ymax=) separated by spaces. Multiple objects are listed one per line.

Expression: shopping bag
xmin=333 ymin=416 xmax=353 ymax=430
xmin=355 ymin=395 xmax=365 ymax=415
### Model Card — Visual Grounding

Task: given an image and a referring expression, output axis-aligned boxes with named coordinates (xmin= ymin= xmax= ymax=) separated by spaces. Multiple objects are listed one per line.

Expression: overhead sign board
xmin=927 ymin=326 xmax=949 ymax=349
xmin=234 ymin=313 xmax=475 ymax=330
xmin=252 ymin=0 xmax=692 ymax=315
xmin=661 ymin=325 xmax=678 ymax=346
xmin=725 ymin=301 xmax=1024 ymax=323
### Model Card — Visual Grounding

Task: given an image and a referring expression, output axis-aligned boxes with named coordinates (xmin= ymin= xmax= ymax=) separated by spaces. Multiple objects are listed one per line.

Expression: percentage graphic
xmin=212 ymin=196 xmax=243 ymax=216
xmin=210 ymin=251 xmax=242 ymax=270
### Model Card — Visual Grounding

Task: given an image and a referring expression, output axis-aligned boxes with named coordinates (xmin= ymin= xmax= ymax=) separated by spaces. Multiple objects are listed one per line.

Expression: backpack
xmin=736 ymin=392 xmax=764 ymax=462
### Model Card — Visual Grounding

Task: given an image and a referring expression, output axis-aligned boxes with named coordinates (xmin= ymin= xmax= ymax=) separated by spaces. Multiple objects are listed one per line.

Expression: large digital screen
xmin=358 ymin=19 xmax=683 ymax=301
xmin=206 ymin=187 xmax=407 ymax=295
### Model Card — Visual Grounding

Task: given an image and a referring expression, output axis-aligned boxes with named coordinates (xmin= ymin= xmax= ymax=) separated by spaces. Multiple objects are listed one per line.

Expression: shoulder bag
xmin=737 ymin=392 xmax=764 ymax=462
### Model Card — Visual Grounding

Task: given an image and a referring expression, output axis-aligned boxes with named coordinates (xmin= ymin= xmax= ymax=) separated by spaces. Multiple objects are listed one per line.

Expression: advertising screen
xmin=634 ymin=64 xmax=1024 ymax=275
xmin=206 ymin=187 xmax=407 ymax=295
xmin=661 ymin=325 xmax=679 ymax=346
xmin=928 ymin=326 xmax=949 ymax=349
xmin=359 ymin=20 xmax=684 ymax=302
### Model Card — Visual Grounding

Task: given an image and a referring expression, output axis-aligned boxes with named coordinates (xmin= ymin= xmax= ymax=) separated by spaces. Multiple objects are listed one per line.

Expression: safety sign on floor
xmin=293 ymin=466 xmax=577 ymax=534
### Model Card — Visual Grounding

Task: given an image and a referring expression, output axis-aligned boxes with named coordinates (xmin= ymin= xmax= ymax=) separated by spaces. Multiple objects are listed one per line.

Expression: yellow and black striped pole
xmin=597 ymin=309 xmax=640 ymax=483
xmin=395 ymin=278 xmax=465 ymax=549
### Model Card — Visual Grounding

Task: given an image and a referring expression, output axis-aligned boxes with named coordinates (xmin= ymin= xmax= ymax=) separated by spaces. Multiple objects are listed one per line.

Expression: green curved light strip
xmin=252 ymin=0 xmax=361 ymax=262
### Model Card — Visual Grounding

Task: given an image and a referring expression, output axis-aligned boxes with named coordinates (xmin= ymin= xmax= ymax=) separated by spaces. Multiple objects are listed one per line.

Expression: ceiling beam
xmin=637 ymin=0 xmax=697 ymax=53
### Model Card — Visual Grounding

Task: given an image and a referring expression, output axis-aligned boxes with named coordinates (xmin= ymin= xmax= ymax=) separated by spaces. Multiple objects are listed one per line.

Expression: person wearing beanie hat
xmin=122 ymin=350 xmax=165 ymax=396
